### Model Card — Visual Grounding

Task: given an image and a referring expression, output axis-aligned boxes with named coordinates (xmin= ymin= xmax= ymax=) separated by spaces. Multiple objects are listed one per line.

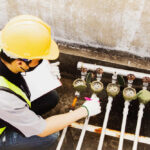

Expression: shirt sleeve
xmin=0 ymin=91 xmax=46 ymax=137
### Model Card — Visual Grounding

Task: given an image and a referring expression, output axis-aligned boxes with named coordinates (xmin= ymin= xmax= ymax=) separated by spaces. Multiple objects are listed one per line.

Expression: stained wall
xmin=0 ymin=0 xmax=149 ymax=57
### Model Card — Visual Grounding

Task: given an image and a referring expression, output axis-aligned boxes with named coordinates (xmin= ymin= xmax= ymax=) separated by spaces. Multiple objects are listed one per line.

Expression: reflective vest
xmin=0 ymin=76 xmax=31 ymax=135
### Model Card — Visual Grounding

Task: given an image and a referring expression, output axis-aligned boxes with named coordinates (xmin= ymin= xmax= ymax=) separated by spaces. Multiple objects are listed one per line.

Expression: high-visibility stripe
xmin=0 ymin=127 xmax=6 ymax=135
xmin=0 ymin=76 xmax=31 ymax=135
xmin=0 ymin=76 xmax=31 ymax=107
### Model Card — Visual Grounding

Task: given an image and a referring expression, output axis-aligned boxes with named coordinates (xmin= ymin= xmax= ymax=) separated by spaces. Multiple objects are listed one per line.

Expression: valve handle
xmin=142 ymin=77 xmax=150 ymax=83
xmin=127 ymin=74 xmax=135 ymax=81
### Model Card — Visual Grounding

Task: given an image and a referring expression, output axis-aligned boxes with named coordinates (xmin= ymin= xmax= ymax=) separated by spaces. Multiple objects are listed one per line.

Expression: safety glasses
xmin=21 ymin=59 xmax=32 ymax=65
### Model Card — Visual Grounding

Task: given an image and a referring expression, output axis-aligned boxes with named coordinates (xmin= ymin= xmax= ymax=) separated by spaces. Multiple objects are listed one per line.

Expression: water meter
xmin=123 ymin=87 xmax=136 ymax=101
xmin=90 ymin=81 xmax=104 ymax=93
xmin=73 ymin=78 xmax=87 ymax=92
xmin=106 ymin=83 xmax=120 ymax=97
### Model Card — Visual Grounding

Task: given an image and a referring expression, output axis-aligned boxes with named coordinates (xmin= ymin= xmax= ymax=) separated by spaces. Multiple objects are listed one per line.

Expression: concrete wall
xmin=0 ymin=0 xmax=150 ymax=57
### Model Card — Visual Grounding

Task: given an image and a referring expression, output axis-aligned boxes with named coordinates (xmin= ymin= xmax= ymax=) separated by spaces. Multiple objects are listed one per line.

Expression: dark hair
xmin=0 ymin=49 xmax=15 ymax=63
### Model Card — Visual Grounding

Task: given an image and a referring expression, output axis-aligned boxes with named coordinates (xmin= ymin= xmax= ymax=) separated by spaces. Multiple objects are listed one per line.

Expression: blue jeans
xmin=0 ymin=129 xmax=59 ymax=150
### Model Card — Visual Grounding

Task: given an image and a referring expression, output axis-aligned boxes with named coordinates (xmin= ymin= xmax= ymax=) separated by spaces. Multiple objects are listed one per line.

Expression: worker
xmin=0 ymin=15 xmax=101 ymax=150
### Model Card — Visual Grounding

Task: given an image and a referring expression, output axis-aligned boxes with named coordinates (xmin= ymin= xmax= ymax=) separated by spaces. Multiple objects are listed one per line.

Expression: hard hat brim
xmin=43 ymin=39 xmax=59 ymax=60
xmin=0 ymin=31 xmax=59 ymax=60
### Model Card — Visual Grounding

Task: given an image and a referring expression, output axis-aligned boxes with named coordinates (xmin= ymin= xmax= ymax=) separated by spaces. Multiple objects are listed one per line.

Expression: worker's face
xmin=27 ymin=59 xmax=43 ymax=72
xmin=28 ymin=59 xmax=41 ymax=68
xmin=16 ymin=59 xmax=42 ymax=73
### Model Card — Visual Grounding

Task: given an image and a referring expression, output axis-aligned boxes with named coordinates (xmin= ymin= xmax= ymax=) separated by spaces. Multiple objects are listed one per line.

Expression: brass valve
xmin=127 ymin=74 xmax=135 ymax=81
xmin=81 ymin=67 xmax=87 ymax=73
xmin=142 ymin=77 xmax=150 ymax=83
xmin=96 ymin=68 xmax=103 ymax=74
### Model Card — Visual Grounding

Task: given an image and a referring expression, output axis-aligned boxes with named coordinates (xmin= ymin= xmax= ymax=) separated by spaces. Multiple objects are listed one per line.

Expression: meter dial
xmin=106 ymin=83 xmax=120 ymax=97
xmin=123 ymin=87 xmax=136 ymax=101
xmin=90 ymin=81 xmax=103 ymax=93
xmin=73 ymin=78 xmax=87 ymax=92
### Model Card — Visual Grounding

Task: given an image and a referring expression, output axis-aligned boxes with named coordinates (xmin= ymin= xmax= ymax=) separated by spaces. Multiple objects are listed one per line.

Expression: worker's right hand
xmin=82 ymin=97 xmax=101 ymax=117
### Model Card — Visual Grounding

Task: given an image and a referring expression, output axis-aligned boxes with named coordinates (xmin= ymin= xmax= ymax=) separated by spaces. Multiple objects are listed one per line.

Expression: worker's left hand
xmin=137 ymin=89 xmax=150 ymax=103
xmin=50 ymin=62 xmax=61 ymax=79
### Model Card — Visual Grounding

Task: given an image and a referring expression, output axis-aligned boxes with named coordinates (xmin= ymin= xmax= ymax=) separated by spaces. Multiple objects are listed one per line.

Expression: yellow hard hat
xmin=0 ymin=15 xmax=59 ymax=60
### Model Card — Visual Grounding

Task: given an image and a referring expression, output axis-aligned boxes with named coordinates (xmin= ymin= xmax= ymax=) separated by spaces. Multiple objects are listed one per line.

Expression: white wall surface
xmin=0 ymin=0 xmax=149 ymax=57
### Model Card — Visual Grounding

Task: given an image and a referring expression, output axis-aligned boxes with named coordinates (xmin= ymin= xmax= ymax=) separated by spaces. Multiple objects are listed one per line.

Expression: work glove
xmin=136 ymin=89 xmax=150 ymax=104
xmin=82 ymin=96 xmax=101 ymax=117
xmin=50 ymin=62 xmax=61 ymax=79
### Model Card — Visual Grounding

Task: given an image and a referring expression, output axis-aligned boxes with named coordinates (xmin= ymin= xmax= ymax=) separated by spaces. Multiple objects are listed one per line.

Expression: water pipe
xmin=118 ymin=74 xmax=136 ymax=150
xmin=76 ymin=68 xmax=103 ymax=150
xmin=70 ymin=122 xmax=150 ymax=144
xmin=132 ymin=77 xmax=150 ymax=150
xmin=56 ymin=68 xmax=87 ymax=150
xmin=76 ymin=94 xmax=99 ymax=150
xmin=77 ymin=62 xmax=150 ymax=79
xmin=97 ymin=73 xmax=120 ymax=150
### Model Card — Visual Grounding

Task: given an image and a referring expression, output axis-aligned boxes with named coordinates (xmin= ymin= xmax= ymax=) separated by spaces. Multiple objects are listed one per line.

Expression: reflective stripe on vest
xmin=0 ymin=76 xmax=31 ymax=107
xmin=0 ymin=127 xmax=6 ymax=135
xmin=0 ymin=76 xmax=31 ymax=135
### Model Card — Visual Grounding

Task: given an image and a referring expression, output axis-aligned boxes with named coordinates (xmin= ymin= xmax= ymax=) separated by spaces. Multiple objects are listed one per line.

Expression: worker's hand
xmin=82 ymin=97 xmax=101 ymax=117
xmin=50 ymin=62 xmax=61 ymax=79
xmin=137 ymin=89 xmax=150 ymax=103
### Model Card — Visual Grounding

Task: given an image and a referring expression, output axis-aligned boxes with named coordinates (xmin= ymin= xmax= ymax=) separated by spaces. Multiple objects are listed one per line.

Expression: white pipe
xmin=77 ymin=62 xmax=150 ymax=79
xmin=76 ymin=117 xmax=90 ymax=150
xmin=70 ymin=122 xmax=150 ymax=144
xmin=118 ymin=100 xmax=130 ymax=150
xmin=56 ymin=67 xmax=86 ymax=149
xmin=76 ymin=94 xmax=98 ymax=150
xmin=132 ymin=83 xmax=148 ymax=150
xmin=118 ymin=76 xmax=135 ymax=150
xmin=56 ymin=110 xmax=74 ymax=150
xmin=56 ymin=126 xmax=68 ymax=150
xmin=132 ymin=103 xmax=145 ymax=150
xmin=97 ymin=96 xmax=113 ymax=150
